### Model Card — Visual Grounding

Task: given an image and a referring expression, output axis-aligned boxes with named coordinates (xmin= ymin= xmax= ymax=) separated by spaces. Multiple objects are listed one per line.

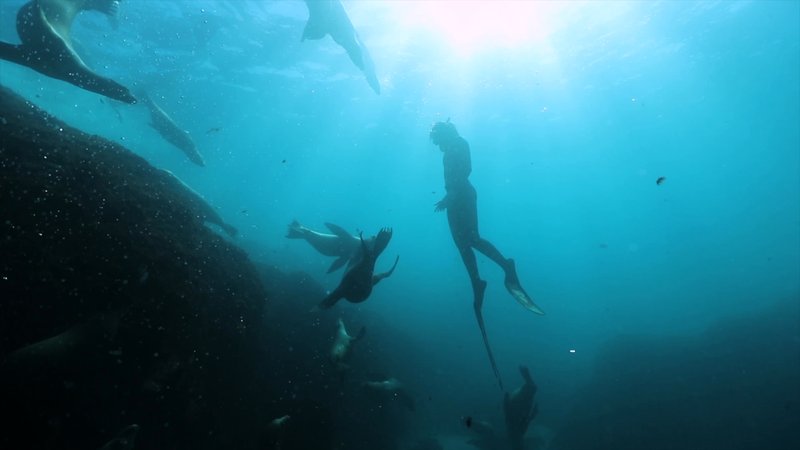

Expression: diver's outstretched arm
xmin=372 ymin=255 xmax=399 ymax=286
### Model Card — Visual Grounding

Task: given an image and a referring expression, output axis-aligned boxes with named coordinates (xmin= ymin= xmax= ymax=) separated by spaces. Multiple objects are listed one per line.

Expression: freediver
xmin=429 ymin=120 xmax=544 ymax=389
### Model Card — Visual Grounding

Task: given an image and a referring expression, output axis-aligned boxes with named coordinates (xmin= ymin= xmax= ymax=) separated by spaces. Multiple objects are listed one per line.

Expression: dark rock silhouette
xmin=0 ymin=84 xmax=424 ymax=450
xmin=0 ymin=84 xmax=266 ymax=449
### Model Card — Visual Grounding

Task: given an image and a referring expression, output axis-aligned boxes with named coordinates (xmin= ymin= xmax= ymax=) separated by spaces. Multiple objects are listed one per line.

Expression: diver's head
xmin=429 ymin=119 xmax=459 ymax=146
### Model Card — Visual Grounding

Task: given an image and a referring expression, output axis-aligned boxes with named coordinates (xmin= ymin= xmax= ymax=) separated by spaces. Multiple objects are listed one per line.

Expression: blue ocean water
xmin=1 ymin=1 xmax=798 ymax=448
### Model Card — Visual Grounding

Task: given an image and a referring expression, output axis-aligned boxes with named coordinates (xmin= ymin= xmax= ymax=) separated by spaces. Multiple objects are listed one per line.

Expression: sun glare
xmin=392 ymin=1 xmax=565 ymax=56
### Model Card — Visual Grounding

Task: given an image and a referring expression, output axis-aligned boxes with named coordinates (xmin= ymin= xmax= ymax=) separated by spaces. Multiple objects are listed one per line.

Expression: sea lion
xmin=0 ymin=0 xmax=136 ymax=103
xmin=301 ymin=0 xmax=380 ymax=94
xmin=286 ymin=220 xmax=361 ymax=273
xmin=362 ymin=377 xmax=415 ymax=411
xmin=157 ymin=169 xmax=237 ymax=237
xmin=317 ymin=228 xmax=398 ymax=309
xmin=329 ymin=318 xmax=365 ymax=370
xmin=503 ymin=366 xmax=539 ymax=450
xmin=139 ymin=92 xmax=205 ymax=167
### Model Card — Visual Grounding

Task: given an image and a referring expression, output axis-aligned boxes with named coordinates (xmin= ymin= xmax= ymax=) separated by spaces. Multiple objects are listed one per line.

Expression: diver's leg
xmin=455 ymin=244 xmax=484 ymax=295
xmin=473 ymin=238 xmax=512 ymax=272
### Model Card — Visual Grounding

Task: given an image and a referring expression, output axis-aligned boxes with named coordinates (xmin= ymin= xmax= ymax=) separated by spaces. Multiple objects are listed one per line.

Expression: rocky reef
xmin=0 ymin=85 xmax=417 ymax=450
xmin=0 ymin=84 xmax=270 ymax=449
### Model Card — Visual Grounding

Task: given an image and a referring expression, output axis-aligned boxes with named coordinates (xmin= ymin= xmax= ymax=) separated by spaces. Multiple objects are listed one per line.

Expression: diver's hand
xmin=434 ymin=196 xmax=448 ymax=212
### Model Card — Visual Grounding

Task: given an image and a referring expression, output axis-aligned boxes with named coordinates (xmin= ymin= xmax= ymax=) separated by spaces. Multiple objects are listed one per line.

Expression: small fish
xmin=465 ymin=416 xmax=473 ymax=428
xmin=281 ymin=159 xmax=287 ymax=164
xmin=241 ymin=209 xmax=248 ymax=215
xmin=206 ymin=127 xmax=222 ymax=134
xmin=656 ymin=176 xmax=666 ymax=185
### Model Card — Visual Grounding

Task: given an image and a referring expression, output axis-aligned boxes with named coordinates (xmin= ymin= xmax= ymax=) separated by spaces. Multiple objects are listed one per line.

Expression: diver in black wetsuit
xmin=430 ymin=120 xmax=544 ymax=388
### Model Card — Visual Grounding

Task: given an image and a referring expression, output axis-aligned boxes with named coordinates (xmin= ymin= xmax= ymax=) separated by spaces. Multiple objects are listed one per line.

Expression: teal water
xmin=1 ymin=1 xmax=798 ymax=448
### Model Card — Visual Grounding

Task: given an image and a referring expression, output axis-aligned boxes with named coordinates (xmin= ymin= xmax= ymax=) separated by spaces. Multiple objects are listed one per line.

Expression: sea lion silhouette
xmin=0 ymin=0 xmax=136 ymax=103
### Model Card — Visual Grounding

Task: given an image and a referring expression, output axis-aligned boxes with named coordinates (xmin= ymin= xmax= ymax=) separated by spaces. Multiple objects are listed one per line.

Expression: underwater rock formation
xmin=0 ymin=84 xmax=266 ymax=449
xmin=0 ymin=84 xmax=423 ymax=450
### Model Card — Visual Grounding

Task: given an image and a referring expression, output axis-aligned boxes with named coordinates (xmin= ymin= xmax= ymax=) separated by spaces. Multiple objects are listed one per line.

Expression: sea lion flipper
xmin=355 ymin=326 xmax=366 ymax=341
xmin=91 ymin=0 xmax=121 ymax=18
xmin=519 ymin=366 xmax=533 ymax=385
xmin=10 ymin=1 xmax=137 ymax=103
xmin=371 ymin=255 xmax=399 ymax=286
xmin=0 ymin=41 xmax=25 ymax=66
xmin=324 ymin=222 xmax=351 ymax=239
xmin=301 ymin=0 xmax=331 ymax=41
xmin=286 ymin=220 xmax=304 ymax=239
xmin=319 ymin=290 xmax=342 ymax=309
xmin=327 ymin=256 xmax=348 ymax=273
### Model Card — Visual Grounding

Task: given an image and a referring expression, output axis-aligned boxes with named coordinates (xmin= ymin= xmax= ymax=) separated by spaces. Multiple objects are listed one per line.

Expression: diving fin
xmin=474 ymin=280 xmax=504 ymax=390
xmin=504 ymin=259 xmax=545 ymax=315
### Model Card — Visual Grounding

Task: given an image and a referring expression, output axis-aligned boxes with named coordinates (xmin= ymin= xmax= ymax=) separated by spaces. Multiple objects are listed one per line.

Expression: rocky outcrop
xmin=0 ymin=85 xmax=267 ymax=449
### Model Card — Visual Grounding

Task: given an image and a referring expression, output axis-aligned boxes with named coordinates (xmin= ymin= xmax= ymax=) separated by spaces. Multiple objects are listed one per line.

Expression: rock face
xmin=0 ymin=85 xmax=267 ymax=450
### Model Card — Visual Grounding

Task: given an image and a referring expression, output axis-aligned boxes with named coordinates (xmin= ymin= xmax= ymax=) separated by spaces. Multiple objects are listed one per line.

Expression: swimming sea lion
xmin=139 ymin=92 xmax=205 ymax=167
xmin=503 ymin=366 xmax=538 ymax=450
xmin=0 ymin=0 xmax=136 ymax=103
xmin=157 ymin=169 xmax=237 ymax=237
xmin=329 ymin=318 xmax=365 ymax=370
xmin=317 ymin=228 xmax=398 ymax=309
xmin=286 ymin=220 xmax=361 ymax=273
xmin=362 ymin=377 xmax=415 ymax=411
xmin=301 ymin=0 xmax=380 ymax=94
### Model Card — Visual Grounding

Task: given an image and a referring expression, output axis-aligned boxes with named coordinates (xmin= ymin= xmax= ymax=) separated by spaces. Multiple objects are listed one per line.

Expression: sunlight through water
xmin=388 ymin=0 xmax=567 ymax=56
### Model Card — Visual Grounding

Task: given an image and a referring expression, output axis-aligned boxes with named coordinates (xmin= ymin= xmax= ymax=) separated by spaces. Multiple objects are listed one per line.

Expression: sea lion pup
xmin=503 ymin=366 xmax=539 ymax=450
xmin=329 ymin=318 xmax=365 ymax=370
xmin=139 ymin=91 xmax=205 ymax=167
xmin=0 ymin=0 xmax=136 ymax=103
xmin=157 ymin=169 xmax=237 ymax=237
xmin=98 ymin=424 xmax=139 ymax=450
xmin=362 ymin=377 xmax=415 ymax=411
xmin=286 ymin=220 xmax=361 ymax=273
xmin=317 ymin=227 xmax=399 ymax=309
xmin=301 ymin=0 xmax=380 ymax=94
